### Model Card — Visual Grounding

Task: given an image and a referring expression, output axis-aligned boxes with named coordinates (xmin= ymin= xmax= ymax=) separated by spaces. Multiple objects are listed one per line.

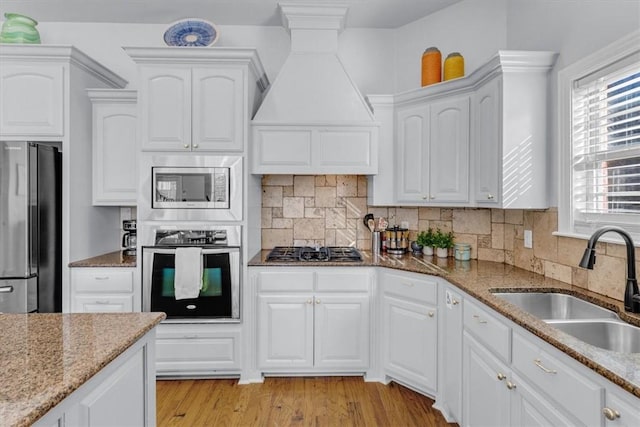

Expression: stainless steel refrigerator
xmin=0 ymin=141 xmax=61 ymax=313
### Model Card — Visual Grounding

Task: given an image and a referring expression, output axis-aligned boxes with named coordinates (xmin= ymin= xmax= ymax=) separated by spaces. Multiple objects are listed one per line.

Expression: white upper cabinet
xmin=88 ymin=89 xmax=137 ymax=206
xmin=125 ymin=47 xmax=268 ymax=153
xmin=0 ymin=65 xmax=64 ymax=137
xmin=367 ymin=50 xmax=556 ymax=208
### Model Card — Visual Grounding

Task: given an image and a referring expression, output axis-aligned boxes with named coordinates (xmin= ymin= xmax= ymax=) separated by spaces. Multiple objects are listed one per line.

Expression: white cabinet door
xmin=473 ymin=77 xmax=501 ymax=205
xmin=257 ymin=294 xmax=314 ymax=369
xmin=604 ymin=390 xmax=640 ymax=427
xmin=396 ymin=103 xmax=430 ymax=202
xmin=139 ymin=67 xmax=191 ymax=151
xmin=429 ymin=96 xmax=470 ymax=203
xmin=0 ymin=64 xmax=64 ymax=136
xmin=90 ymin=90 xmax=137 ymax=206
xmin=440 ymin=287 xmax=463 ymax=421
xmin=463 ymin=332 xmax=510 ymax=427
xmin=383 ymin=295 xmax=437 ymax=392
xmin=314 ymin=294 xmax=369 ymax=370
xmin=192 ymin=68 xmax=244 ymax=151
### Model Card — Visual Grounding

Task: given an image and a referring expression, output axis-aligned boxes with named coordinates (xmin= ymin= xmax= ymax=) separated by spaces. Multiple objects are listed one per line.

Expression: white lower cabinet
xmin=33 ymin=330 xmax=156 ymax=427
xmin=604 ymin=389 xmax=640 ymax=426
xmin=437 ymin=286 xmax=463 ymax=422
xmin=381 ymin=269 xmax=438 ymax=395
xmin=155 ymin=323 xmax=241 ymax=377
xmin=253 ymin=267 xmax=372 ymax=374
xmin=70 ymin=267 xmax=138 ymax=313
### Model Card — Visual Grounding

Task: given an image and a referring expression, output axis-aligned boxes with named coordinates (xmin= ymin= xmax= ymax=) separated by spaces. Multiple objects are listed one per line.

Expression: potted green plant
xmin=433 ymin=229 xmax=454 ymax=258
xmin=416 ymin=228 xmax=435 ymax=256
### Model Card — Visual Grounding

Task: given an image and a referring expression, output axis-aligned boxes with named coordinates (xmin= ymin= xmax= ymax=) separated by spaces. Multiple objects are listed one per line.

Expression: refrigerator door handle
xmin=0 ymin=285 xmax=14 ymax=293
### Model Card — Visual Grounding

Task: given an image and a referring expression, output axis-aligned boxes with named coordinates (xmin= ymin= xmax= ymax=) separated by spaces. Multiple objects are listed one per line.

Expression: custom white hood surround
xmin=252 ymin=3 xmax=379 ymax=174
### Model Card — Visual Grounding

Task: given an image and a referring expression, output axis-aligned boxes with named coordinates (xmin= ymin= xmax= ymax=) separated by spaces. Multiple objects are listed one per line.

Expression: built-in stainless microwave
xmin=153 ymin=167 xmax=229 ymax=209
xmin=139 ymin=155 xmax=242 ymax=222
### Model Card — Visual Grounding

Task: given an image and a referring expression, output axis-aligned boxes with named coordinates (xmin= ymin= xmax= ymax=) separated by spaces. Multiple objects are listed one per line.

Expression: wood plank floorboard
xmin=156 ymin=377 xmax=456 ymax=427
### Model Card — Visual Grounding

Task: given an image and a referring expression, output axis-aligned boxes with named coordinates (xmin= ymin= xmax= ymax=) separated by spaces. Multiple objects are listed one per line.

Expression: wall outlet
xmin=524 ymin=229 xmax=533 ymax=248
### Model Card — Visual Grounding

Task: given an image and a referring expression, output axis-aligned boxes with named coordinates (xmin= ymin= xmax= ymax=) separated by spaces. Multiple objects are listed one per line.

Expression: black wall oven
xmin=142 ymin=226 xmax=240 ymax=323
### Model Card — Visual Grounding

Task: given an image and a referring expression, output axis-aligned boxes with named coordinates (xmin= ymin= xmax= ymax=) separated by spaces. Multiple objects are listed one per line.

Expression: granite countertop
xmin=68 ymin=250 xmax=136 ymax=268
xmin=249 ymin=250 xmax=640 ymax=398
xmin=1 ymin=312 xmax=165 ymax=427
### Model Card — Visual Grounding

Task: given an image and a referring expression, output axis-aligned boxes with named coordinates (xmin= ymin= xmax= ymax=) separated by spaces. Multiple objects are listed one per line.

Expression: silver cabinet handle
xmin=452 ymin=298 xmax=460 ymax=305
xmin=534 ymin=358 xmax=557 ymax=374
xmin=94 ymin=300 xmax=111 ymax=304
xmin=0 ymin=286 xmax=14 ymax=293
xmin=473 ymin=314 xmax=488 ymax=324
xmin=506 ymin=381 xmax=517 ymax=390
xmin=94 ymin=276 xmax=109 ymax=280
xmin=183 ymin=335 xmax=199 ymax=339
xmin=183 ymin=144 xmax=190 ymax=149
xmin=497 ymin=372 xmax=506 ymax=381
xmin=603 ymin=407 xmax=620 ymax=421
xmin=193 ymin=144 xmax=199 ymax=149
xmin=401 ymin=281 xmax=415 ymax=288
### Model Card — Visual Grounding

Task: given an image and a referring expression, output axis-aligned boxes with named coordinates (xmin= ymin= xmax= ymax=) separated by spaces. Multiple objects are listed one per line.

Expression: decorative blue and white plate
xmin=163 ymin=19 xmax=218 ymax=47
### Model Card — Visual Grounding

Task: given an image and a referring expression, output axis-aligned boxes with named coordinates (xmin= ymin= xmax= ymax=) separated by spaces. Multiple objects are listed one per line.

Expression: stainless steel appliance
xmin=122 ymin=220 xmax=137 ymax=256
xmin=139 ymin=154 xmax=242 ymax=222
xmin=266 ymin=246 xmax=363 ymax=262
xmin=0 ymin=141 xmax=61 ymax=313
xmin=142 ymin=225 xmax=241 ymax=323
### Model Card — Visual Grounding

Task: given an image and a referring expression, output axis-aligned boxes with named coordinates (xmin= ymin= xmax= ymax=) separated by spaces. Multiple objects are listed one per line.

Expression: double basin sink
xmin=492 ymin=292 xmax=640 ymax=354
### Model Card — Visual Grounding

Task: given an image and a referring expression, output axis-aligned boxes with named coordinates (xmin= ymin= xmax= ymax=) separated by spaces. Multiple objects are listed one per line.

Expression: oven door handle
xmin=144 ymin=247 xmax=239 ymax=255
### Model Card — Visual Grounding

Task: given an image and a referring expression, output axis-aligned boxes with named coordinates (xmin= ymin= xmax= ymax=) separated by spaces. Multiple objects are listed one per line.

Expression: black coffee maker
xmin=122 ymin=220 xmax=137 ymax=256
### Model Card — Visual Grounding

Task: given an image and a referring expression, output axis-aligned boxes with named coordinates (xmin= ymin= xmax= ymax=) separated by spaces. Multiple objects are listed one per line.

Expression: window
xmin=559 ymin=31 xmax=640 ymax=241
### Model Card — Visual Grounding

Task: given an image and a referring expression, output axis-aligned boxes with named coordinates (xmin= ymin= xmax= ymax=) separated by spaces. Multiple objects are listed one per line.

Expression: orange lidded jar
xmin=421 ymin=47 xmax=441 ymax=87
xmin=443 ymin=52 xmax=464 ymax=81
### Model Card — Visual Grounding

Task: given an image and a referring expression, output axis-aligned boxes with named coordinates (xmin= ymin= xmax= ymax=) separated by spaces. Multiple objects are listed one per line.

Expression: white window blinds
xmin=571 ymin=55 xmax=640 ymax=235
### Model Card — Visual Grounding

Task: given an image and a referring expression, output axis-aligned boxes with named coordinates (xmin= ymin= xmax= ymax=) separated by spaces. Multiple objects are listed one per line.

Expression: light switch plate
xmin=524 ymin=230 xmax=533 ymax=248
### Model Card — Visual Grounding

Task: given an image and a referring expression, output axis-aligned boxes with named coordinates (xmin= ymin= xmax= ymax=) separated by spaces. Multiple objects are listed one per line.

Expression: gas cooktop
xmin=266 ymin=246 xmax=363 ymax=262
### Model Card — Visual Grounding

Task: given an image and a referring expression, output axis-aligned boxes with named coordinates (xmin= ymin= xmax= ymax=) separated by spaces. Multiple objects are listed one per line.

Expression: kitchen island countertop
xmin=249 ymin=250 xmax=640 ymax=398
xmin=1 ymin=312 xmax=165 ymax=427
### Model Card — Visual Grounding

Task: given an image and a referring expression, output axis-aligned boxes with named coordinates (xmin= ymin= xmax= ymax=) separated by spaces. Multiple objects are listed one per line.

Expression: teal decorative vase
xmin=0 ymin=13 xmax=41 ymax=44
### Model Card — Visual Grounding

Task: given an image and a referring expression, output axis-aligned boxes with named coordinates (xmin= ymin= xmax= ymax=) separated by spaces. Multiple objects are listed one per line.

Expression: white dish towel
xmin=174 ymin=247 xmax=203 ymax=300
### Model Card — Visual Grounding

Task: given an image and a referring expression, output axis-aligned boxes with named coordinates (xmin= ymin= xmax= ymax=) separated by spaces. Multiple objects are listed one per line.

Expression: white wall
xmin=505 ymin=0 xmax=640 ymax=205
xmin=393 ymin=0 xmax=508 ymax=93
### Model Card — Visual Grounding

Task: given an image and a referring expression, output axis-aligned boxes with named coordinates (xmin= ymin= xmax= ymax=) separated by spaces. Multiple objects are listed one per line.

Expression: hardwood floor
xmin=156 ymin=377 xmax=456 ymax=427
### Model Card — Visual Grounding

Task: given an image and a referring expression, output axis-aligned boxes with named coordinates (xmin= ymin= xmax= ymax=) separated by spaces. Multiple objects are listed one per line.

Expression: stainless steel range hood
xmin=251 ymin=2 xmax=379 ymax=175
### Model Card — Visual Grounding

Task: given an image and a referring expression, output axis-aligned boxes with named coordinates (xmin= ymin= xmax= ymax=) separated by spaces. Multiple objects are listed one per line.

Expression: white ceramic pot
xmin=436 ymin=247 xmax=449 ymax=258
xmin=422 ymin=246 xmax=434 ymax=256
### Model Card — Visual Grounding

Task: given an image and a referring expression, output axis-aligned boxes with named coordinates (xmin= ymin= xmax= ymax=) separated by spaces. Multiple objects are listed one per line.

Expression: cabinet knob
xmin=506 ymin=381 xmax=516 ymax=390
xmin=193 ymin=144 xmax=199 ymax=149
xmin=602 ymin=407 xmax=620 ymax=421
xmin=497 ymin=372 xmax=506 ymax=381
xmin=487 ymin=194 xmax=494 ymax=200
xmin=306 ymin=299 xmax=312 ymax=304
xmin=315 ymin=299 xmax=321 ymax=304
xmin=430 ymin=195 xmax=435 ymax=199
xmin=183 ymin=144 xmax=189 ymax=149
xmin=428 ymin=311 xmax=435 ymax=317
xmin=422 ymin=196 xmax=428 ymax=200
xmin=452 ymin=298 xmax=460 ymax=305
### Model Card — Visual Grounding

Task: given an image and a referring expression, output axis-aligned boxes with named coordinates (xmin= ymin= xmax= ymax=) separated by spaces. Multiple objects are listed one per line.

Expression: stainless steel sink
xmin=547 ymin=320 xmax=640 ymax=353
xmin=492 ymin=292 xmax=618 ymax=320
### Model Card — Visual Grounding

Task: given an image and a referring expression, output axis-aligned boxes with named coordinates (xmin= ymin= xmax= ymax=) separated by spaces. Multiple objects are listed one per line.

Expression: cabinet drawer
xmin=463 ymin=299 xmax=511 ymax=362
xmin=316 ymin=270 xmax=370 ymax=292
xmin=156 ymin=326 xmax=241 ymax=371
xmin=73 ymin=269 xmax=134 ymax=293
xmin=257 ymin=270 xmax=314 ymax=292
xmin=512 ymin=332 xmax=602 ymax=426
xmin=72 ymin=295 xmax=133 ymax=313
xmin=382 ymin=270 xmax=437 ymax=304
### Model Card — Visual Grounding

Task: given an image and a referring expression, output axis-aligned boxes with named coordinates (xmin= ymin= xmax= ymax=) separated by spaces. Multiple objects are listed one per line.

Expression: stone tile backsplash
xmin=261 ymin=175 xmax=640 ymax=302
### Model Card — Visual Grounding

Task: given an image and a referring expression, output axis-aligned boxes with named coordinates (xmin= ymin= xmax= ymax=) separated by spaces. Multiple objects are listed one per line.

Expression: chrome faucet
xmin=579 ymin=226 xmax=640 ymax=313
